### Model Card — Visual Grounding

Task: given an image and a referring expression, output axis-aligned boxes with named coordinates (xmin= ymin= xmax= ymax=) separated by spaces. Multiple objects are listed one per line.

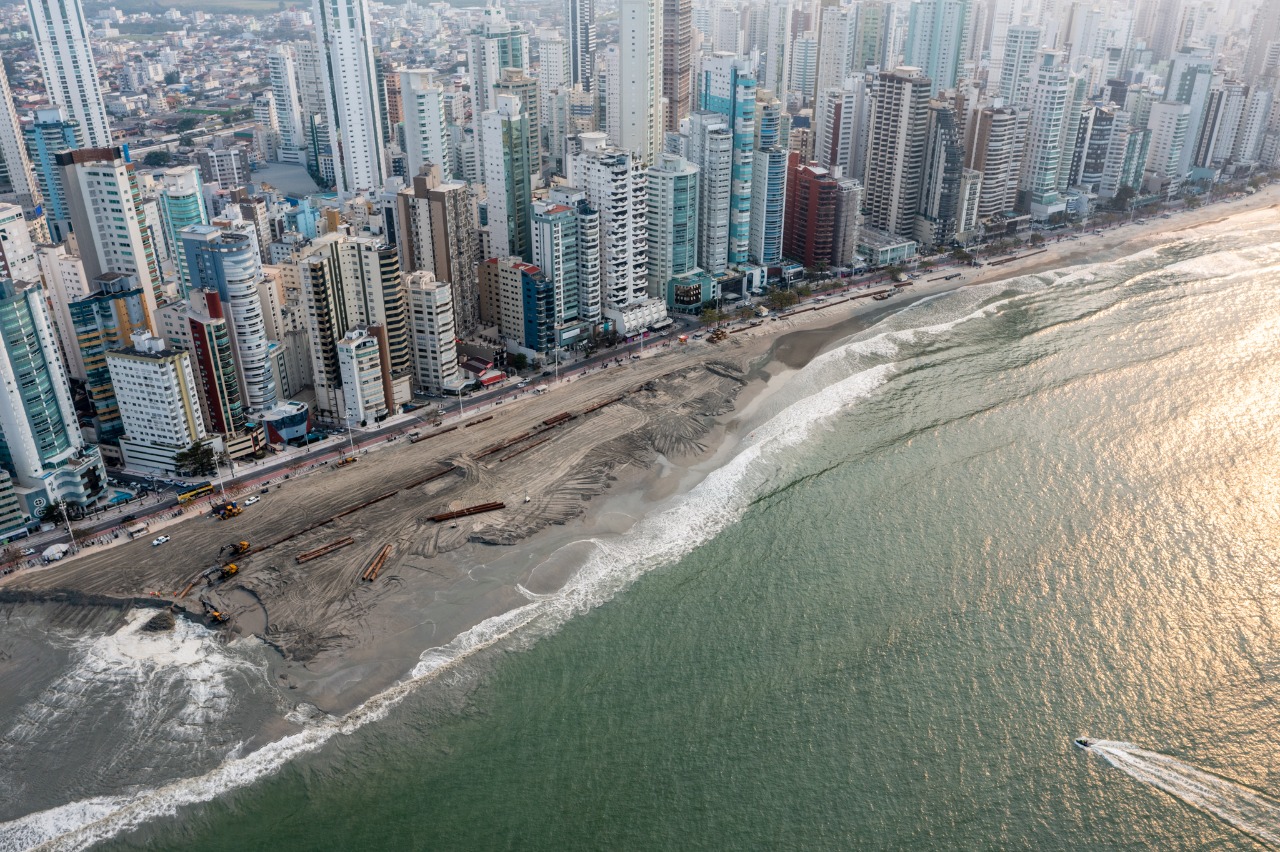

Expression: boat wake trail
xmin=1088 ymin=740 xmax=1280 ymax=846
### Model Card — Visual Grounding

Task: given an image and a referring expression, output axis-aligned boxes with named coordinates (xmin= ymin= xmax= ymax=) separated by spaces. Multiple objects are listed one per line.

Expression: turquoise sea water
xmin=10 ymin=223 xmax=1280 ymax=850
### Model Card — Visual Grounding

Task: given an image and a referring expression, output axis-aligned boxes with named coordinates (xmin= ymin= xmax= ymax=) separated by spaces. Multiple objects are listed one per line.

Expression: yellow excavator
xmin=220 ymin=540 xmax=250 ymax=557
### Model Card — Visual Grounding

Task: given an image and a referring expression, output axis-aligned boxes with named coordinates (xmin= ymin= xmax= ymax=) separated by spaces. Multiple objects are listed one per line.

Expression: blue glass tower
xmin=699 ymin=54 xmax=756 ymax=266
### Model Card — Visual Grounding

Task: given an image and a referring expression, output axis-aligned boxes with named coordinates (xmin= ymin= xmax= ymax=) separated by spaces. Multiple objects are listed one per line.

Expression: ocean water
xmin=8 ymin=222 xmax=1280 ymax=850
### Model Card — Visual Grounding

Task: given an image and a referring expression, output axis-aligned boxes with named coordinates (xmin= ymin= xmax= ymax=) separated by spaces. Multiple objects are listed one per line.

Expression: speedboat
xmin=1074 ymin=737 xmax=1094 ymax=749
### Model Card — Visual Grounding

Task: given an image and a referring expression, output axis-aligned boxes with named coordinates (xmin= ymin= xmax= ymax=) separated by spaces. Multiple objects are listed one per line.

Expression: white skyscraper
xmin=815 ymin=6 xmax=858 ymax=99
xmin=60 ymin=148 xmax=162 ymax=322
xmin=268 ymin=45 xmax=307 ymax=165
xmin=1021 ymin=51 xmax=1070 ymax=218
xmin=404 ymin=270 xmax=459 ymax=394
xmin=25 ymin=0 xmax=112 ymax=148
xmin=569 ymin=133 xmax=666 ymax=333
xmin=615 ymin=0 xmax=664 ymax=165
xmin=761 ymin=0 xmax=792 ymax=100
xmin=314 ymin=0 xmax=387 ymax=195
xmin=680 ymin=110 xmax=733 ymax=275
xmin=1000 ymin=25 xmax=1042 ymax=107
xmin=401 ymin=70 xmax=450 ymax=178
xmin=814 ymin=76 xmax=870 ymax=179
xmin=646 ymin=153 xmax=700 ymax=287
xmin=107 ymin=330 xmax=208 ymax=475
xmin=482 ymin=94 xmax=534 ymax=261
xmin=903 ymin=0 xmax=971 ymax=96
xmin=470 ymin=7 xmax=531 ymax=123
xmin=0 ymin=62 xmax=39 ymax=213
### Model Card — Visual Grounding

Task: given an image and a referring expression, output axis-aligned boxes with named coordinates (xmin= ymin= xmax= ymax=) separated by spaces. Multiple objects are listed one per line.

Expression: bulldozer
xmin=213 ymin=501 xmax=242 ymax=520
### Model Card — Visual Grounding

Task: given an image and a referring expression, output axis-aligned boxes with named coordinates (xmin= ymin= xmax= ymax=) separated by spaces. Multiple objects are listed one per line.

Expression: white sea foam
xmin=0 ymin=286 xmax=1022 ymax=852
xmin=1087 ymin=740 xmax=1280 ymax=846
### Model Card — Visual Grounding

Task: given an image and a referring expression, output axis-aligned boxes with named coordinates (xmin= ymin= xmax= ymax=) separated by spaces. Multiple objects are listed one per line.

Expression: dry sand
xmin=4 ymin=185 xmax=1279 ymax=715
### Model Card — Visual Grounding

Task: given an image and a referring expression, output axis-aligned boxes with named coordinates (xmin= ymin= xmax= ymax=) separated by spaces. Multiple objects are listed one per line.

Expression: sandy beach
xmin=3 ymin=184 xmax=1279 ymax=724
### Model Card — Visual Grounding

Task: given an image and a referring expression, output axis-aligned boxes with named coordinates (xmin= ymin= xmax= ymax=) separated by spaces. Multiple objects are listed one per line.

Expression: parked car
xmin=152 ymin=535 xmax=171 ymax=546
xmin=245 ymin=496 xmax=261 ymax=506
xmin=20 ymin=547 xmax=36 ymax=556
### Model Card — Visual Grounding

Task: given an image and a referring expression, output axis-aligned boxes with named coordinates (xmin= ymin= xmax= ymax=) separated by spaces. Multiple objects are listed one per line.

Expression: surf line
xmin=1083 ymin=739 xmax=1280 ymax=846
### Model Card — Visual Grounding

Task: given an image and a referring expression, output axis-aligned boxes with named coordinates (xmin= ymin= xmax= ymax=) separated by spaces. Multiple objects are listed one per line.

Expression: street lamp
xmin=345 ymin=409 xmax=357 ymax=456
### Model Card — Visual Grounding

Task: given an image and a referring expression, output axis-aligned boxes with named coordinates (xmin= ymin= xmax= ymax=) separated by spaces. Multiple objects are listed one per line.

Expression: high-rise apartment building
xmin=1019 ymin=51 xmax=1072 ymax=218
xmin=25 ymin=0 xmax=112 ymax=148
xmin=0 ymin=205 xmax=38 ymax=284
xmin=314 ymin=0 xmax=387 ymax=194
xmin=1000 ymin=25 xmax=1042 ymax=107
xmin=182 ymin=225 xmax=280 ymax=414
xmin=903 ymin=0 xmax=970 ymax=96
xmin=482 ymin=94 xmax=534 ymax=262
xmin=569 ymin=133 xmax=666 ymax=333
xmin=59 ymin=147 xmax=161 ymax=323
xmin=0 ymin=278 xmax=105 ymax=510
xmin=568 ymin=0 xmax=596 ymax=91
xmin=963 ymin=104 xmax=1027 ymax=219
xmin=405 ymin=271 xmax=460 ymax=394
xmin=679 ymin=110 xmax=734 ymax=274
xmin=864 ymin=67 xmax=932 ymax=240
xmin=469 ymin=6 xmax=531 ymax=135
xmin=814 ymin=75 xmax=869 ymax=179
xmin=784 ymin=155 xmax=840 ymax=268
xmin=613 ymin=0 xmax=664 ymax=165
xmin=157 ymin=167 xmax=209 ymax=297
xmin=663 ymin=0 xmax=694 ymax=132
xmin=646 ymin=153 xmax=701 ymax=287
xmin=532 ymin=196 xmax=602 ymax=325
xmin=107 ymin=330 xmax=208 ymax=474
xmin=915 ymin=103 xmax=965 ymax=247
xmin=268 ymin=45 xmax=308 ymax=165
xmin=815 ymin=6 xmax=857 ymax=99
xmin=401 ymin=70 xmax=450 ymax=178
xmin=23 ymin=109 xmax=80 ymax=243
xmin=0 ymin=63 xmax=39 ymax=215
xmin=69 ymin=274 xmax=152 ymax=446
xmin=699 ymin=54 xmax=757 ymax=265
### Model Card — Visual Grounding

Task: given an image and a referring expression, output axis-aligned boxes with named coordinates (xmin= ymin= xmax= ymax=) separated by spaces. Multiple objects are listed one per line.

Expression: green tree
xmin=1110 ymin=185 xmax=1137 ymax=211
xmin=174 ymin=442 xmax=217 ymax=477
xmin=164 ymin=70 xmax=181 ymax=85
xmin=511 ymin=353 xmax=528 ymax=371
xmin=143 ymin=150 xmax=173 ymax=167
xmin=735 ymin=305 xmax=755 ymax=321
xmin=1028 ymin=232 xmax=1045 ymax=246
xmin=39 ymin=500 xmax=68 ymax=527
xmin=175 ymin=116 xmax=200 ymax=133
xmin=766 ymin=290 xmax=798 ymax=310
xmin=699 ymin=306 xmax=724 ymax=325
xmin=950 ymin=248 xmax=974 ymax=263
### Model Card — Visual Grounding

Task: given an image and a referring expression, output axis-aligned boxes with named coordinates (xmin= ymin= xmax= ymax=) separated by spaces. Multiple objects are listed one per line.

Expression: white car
xmin=151 ymin=535 xmax=171 ymax=546
xmin=245 ymin=496 xmax=261 ymax=506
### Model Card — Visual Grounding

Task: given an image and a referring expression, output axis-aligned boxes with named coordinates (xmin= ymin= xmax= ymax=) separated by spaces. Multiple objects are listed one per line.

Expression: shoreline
xmin=3 ymin=185 xmax=1279 ymax=724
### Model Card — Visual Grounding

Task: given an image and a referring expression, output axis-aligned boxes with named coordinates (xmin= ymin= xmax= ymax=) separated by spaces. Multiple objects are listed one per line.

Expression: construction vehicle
xmin=707 ymin=328 xmax=729 ymax=343
xmin=219 ymin=563 xmax=239 ymax=580
xmin=200 ymin=597 xmax=230 ymax=623
xmin=220 ymin=540 xmax=250 ymax=557
xmin=213 ymin=501 xmax=242 ymax=520
xmin=335 ymin=456 xmax=358 ymax=467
